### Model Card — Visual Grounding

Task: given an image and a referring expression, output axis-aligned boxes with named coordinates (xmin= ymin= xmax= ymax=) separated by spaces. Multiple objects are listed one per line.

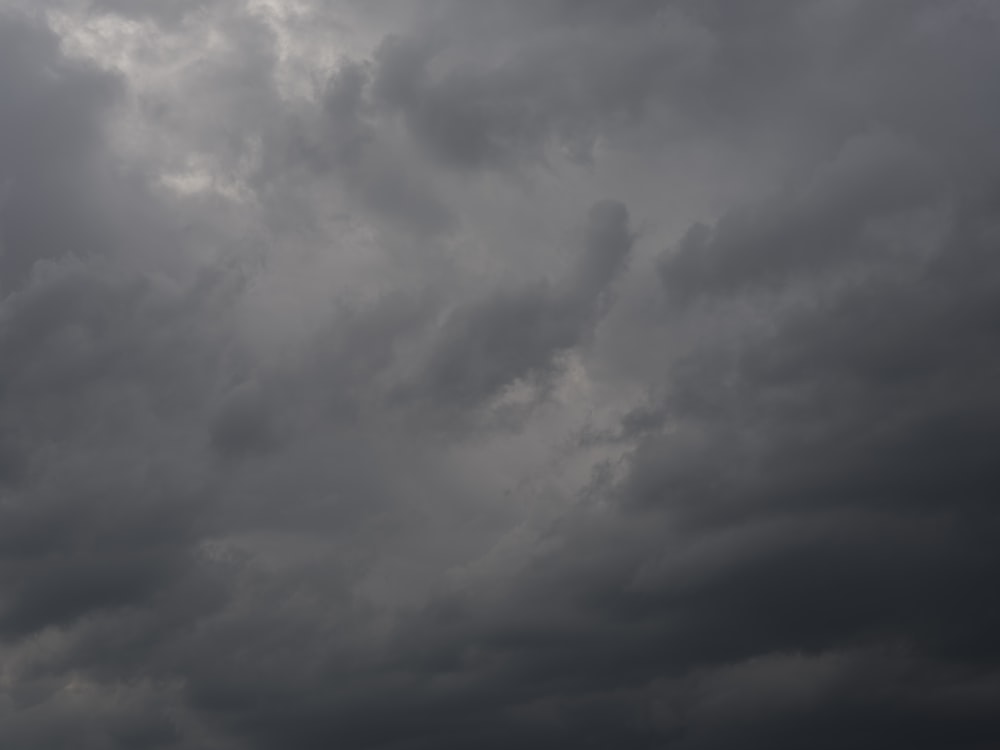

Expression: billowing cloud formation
xmin=409 ymin=199 xmax=634 ymax=412
xmin=1 ymin=2 xmax=1000 ymax=748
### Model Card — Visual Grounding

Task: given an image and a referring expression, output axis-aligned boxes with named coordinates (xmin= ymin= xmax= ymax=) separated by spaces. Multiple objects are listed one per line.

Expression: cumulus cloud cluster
xmin=1 ymin=1 xmax=999 ymax=748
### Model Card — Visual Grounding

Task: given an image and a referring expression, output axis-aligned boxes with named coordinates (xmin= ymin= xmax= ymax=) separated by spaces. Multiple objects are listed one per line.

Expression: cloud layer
xmin=2 ymin=1 xmax=999 ymax=748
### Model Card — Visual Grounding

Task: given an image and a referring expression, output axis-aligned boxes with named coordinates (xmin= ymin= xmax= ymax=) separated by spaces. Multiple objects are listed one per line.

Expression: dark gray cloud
xmin=659 ymin=131 xmax=942 ymax=303
xmin=367 ymin=2 xmax=681 ymax=170
xmin=2 ymin=1 xmax=1000 ymax=749
xmin=405 ymin=199 xmax=633 ymax=413
xmin=0 ymin=14 xmax=121 ymax=289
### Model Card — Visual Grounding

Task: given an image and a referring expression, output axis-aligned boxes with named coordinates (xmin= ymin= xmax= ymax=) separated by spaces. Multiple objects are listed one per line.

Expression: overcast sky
xmin=1 ymin=1 xmax=999 ymax=748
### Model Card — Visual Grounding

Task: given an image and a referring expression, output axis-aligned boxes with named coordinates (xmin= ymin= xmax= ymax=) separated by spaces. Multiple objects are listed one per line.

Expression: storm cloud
xmin=1 ymin=1 xmax=1000 ymax=748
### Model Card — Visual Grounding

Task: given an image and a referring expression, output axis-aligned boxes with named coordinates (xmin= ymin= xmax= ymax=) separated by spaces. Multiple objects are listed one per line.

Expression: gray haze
xmin=1 ymin=1 xmax=999 ymax=748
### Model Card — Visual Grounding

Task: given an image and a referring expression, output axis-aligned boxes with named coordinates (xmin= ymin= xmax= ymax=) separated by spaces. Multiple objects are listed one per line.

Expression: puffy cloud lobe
xmin=659 ymin=131 xmax=942 ymax=303
xmin=269 ymin=57 xmax=456 ymax=237
xmin=0 ymin=257 xmax=232 ymax=640
xmin=409 ymin=200 xmax=633 ymax=411
xmin=368 ymin=1 xmax=702 ymax=169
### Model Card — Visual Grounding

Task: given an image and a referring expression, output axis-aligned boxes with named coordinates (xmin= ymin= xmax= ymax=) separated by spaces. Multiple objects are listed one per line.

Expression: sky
xmin=1 ymin=1 xmax=999 ymax=748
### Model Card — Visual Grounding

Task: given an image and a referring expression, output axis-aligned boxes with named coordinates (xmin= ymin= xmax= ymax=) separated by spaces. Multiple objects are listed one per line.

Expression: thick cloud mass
xmin=1 ymin=2 xmax=999 ymax=748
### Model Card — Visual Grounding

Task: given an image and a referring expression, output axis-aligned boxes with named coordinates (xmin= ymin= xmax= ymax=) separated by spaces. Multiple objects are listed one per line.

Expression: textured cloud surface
xmin=2 ymin=2 xmax=1000 ymax=748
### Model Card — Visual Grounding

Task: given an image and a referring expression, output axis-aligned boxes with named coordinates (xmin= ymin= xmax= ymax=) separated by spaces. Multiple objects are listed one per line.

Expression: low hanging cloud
xmin=1 ymin=2 xmax=1000 ymax=749
xmin=408 ymin=199 xmax=634 ymax=412
xmin=659 ymin=131 xmax=943 ymax=303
